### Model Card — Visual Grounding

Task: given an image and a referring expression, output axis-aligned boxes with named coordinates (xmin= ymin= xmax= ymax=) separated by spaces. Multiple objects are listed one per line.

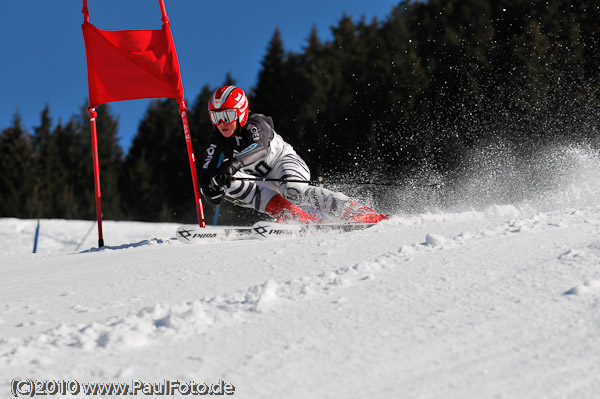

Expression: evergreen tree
xmin=79 ymin=103 xmax=124 ymax=220
xmin=0 ymin=114 xmax=36 ymax=217
xmin=252 ymin=28 xmax=287 ymax=116
xmin=294 ymin=26 xmax=330 ymax=175
xmin=52 ymin=118 xmax=86 ymax=218
xmin=32 ymin=105 xmax=52 ymax=155
xmin=325 ymin=14 xmax=360 ymax=173
xmin=375 ymin=2 xmax=426 ymax=171
xmin=251 ymin=28 xmax=301 ymax=153
xmin=121 ymin=99 xmax=192 ymax=222
xmin=189 ymin=84 xmax=216 ymax=152
xmin=32 ymin=105 xmax=64 ymax=217
xmin=411 ymin=1 xmax=478 ymax=168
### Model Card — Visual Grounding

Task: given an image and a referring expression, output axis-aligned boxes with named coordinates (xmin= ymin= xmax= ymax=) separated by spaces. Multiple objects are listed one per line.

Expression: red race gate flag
xmin=81 ymin=0 xmax=205 ymax=247
xmin=82 ymin=12 xmax=183 ymax=106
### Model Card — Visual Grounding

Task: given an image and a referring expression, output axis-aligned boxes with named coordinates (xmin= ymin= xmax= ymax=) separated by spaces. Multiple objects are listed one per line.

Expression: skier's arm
xmin=233 ymin=117 xmax=273 ymax=168
xmin=199 ymin=141 xmax=226 ymax=204
xmin=210 ymin=118 xmax=273 ymax=189
xmin=199 ymin=174 xmax=224 ymax=205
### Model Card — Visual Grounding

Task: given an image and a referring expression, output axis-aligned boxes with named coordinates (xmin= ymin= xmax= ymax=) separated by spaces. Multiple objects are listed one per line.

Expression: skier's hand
xmin=211 ymin=159 xmax=241 ymax=189
xmin=200 ymin=174 xmax=224 ymax=205
xmin=204 ymin=183 xmax=224 ymax=205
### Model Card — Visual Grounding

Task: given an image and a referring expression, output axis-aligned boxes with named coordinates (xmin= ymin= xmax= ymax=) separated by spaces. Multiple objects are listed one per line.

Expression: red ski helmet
xmin=208 ymin=85 xmax=249 ymax=127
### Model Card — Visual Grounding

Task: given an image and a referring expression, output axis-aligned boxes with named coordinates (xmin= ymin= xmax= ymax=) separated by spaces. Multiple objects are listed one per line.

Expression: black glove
xmin=211 ymin=158 xmax=242 ymax=189
xmin=200 ymin=175 xmax=224 ymax=205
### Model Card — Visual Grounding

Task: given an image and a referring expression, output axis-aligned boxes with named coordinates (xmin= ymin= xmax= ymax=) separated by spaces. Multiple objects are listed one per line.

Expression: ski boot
xmin=341 ymin=201 xmax=389 ymax=224
xmin=266 ymin=194 xmax=319 ymax=224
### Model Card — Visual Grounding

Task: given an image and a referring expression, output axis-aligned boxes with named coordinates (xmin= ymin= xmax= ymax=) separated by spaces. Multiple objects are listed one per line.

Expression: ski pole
xmin=232 ymin=177 xmax=403 ymax=186
xmin=232 ymin=177 xmax=321 ymax=184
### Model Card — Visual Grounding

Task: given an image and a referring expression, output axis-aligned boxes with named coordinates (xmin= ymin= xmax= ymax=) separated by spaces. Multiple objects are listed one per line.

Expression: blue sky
xmin=1 ymin=1 xmax=399 ymax=153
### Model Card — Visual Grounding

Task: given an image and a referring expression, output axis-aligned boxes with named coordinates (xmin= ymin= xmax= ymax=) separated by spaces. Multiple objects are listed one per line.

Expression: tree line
xmin=2 ymin=0 xmax=599 ymax=223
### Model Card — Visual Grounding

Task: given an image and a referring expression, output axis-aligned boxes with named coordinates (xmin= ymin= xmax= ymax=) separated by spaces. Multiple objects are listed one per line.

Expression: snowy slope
xmin=2 ymin=147 xmax=600 ymax=398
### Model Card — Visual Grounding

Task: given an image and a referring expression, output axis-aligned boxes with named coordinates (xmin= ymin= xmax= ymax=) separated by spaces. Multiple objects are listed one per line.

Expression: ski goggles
xmin=209 ymin=109 xmax=238 ymax=125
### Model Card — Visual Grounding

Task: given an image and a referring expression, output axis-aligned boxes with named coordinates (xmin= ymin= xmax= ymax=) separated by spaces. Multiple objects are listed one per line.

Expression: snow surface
xmin=2 ymin=146 xmax=600 ymax=398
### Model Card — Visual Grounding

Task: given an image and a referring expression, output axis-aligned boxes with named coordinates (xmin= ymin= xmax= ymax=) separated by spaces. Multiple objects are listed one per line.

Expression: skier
xmin=199 ymin=85 xmax=388 ymax=224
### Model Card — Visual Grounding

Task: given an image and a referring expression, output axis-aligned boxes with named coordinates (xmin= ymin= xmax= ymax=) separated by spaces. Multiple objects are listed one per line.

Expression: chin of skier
xmin=198 ymin=85 xmax=389 ymax=224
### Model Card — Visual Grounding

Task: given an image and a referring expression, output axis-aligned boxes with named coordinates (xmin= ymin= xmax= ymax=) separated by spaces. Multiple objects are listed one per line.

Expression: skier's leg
xmin=226 ymin=171 xmax=315 ymax=222
xmin=302 ymin=186 xmax=350 ymax=219
xmin=302 ymin=186 xmax=389 ymax=223
xmin=264 ymin=193 xmax=317 ymax=223
xmin=267 ymin=149 xmax=344 ymax=219
xmin=269 ymin=155 xmax=345 ymax=221
xmin=274 ymin=152 xmax=311 ymax=205
xmin=225 ymin=171 xmax=277 ymax=212
xmin=271 ymin=149 xmax=388 ymax=222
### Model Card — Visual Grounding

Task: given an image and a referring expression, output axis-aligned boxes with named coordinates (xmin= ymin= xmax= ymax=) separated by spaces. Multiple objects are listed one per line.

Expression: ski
xmin=176 ymin=221 xmax=376 ymax=244
xmin=175 ymin=225 xmax=254 ymax=244
xmin=250 ymin=221 xmax=376 ymax=240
